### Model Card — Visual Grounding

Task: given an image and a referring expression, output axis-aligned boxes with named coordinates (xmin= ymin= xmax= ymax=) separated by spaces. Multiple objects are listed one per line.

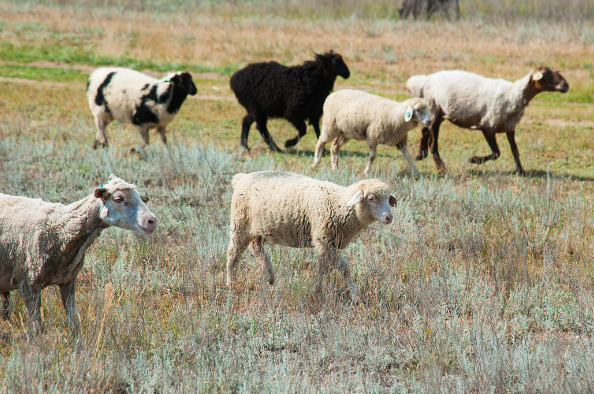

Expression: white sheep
xmin=0 ymin=175 xmax=157 ymax=336
xmin=312 ymin=90 xmax=431 ymax=177
xmin=226 ymin=171 xmax=396 ymax=300
xmin=87 ymin=67 xmax=197 ymax=149
xmin=406 ymin=66 xmax=569 ymax=174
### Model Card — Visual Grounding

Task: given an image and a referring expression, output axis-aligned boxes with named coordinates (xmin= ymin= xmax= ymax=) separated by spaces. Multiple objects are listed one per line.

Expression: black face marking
xmin=167 ymin=73 xmax=195 ymax=113
xmin=141 ymin=83 xmax=150 ymax=91
xmin=95 ymin=72 xmax=116 ymax=115
xmin=158 ymin=84 xmax=172 ymax=104
xmin=132 ymin=84 xmax=160 ymax=126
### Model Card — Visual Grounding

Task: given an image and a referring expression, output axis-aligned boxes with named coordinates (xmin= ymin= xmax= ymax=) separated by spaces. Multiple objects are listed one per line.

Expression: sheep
xmin=229 ymin=50 xmax=350 ymax=152
xmin=87 ymin=67 xmax=197 ymax=149
xmin=311 ymin=90 xmax=432 ymax=177
xmin=226 ymin=171 xmax=396 ymax=301
xmin=0 ymin=175 xmax=157 ymax=336
xmin=406 ymin=66 xmax=569 ymax=175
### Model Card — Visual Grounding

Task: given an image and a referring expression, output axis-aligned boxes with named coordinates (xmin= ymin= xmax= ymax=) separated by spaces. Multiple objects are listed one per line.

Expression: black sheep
xmin=230 ymin=50 xmax=350 ymax=152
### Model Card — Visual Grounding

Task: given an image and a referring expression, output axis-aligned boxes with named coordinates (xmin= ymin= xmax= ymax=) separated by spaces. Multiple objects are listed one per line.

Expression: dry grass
xmin=0 ymin=1 xmax=594 ymax=392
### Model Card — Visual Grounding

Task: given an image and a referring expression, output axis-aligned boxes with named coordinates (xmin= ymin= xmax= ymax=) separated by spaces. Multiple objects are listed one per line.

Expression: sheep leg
xmin=469 ymin=131 xmax=500 ymax=165
xmin=506 ymin=131 xmax=526 ymax=175
xmin=249 ymin=237 xmax=275 ymax=285
xmin=310 ymin=116 xmax=322 ymax=139
xmin=137 ymin=126 xmax=150 ymax=145
xmin=19 ymin=282 xmax=43 ymax=336
xmin=429 ymin=116 xmax=447 ymax=173
xmin=226 ymin=237 xmax=250 ymax=286
xmin=314 ymin=250 xmax=332 ymax=297
xmin=397 ymin=138 xmax=421 ymax=179
xmin=59 ymin=279 xmax=80 ymax=337
xmin=416 ymin=126 xmax=430 ymax=160
xmin=336 ymin=254 xmax=360 ymax=302
xmin=330 ymin=135 xmax=349 ymax=170
xmin=364 ymin=141 xmax=378 ymax=175
xmin=1 ymin=292 xmax=10 ymax=320
xmin=255 ymin=114 xmax=282 ymax=153
xmin=157 ymin=126 xmax=167 ymax=145
xmin=240 ymin=114 xmax=254 ymax=151
xmin=284 ymin=118 xmax=308 ymax=149
xmin=312 ymin=132 xmax=334 ymax=169
xmin=93 ymin=118 xmax=109 ymax=149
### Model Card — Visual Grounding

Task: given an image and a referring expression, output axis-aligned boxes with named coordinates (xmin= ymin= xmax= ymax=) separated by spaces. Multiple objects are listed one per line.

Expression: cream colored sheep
xmin=0 ymin=175 xmax=157 ymax=336
xmin=311 ymin=90 xmax=431 ymax=177
xmin=226 ymin=171 xmax=396 ymax=300
xmin=406 ymin=66 xmax=569 ymax=174
xmin=87 ymin=67 xmax=197 ymax=149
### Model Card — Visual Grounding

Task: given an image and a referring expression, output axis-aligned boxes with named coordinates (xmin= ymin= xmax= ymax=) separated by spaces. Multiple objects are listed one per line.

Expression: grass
xmin=0 ymin=1 xmax=594 ymax=392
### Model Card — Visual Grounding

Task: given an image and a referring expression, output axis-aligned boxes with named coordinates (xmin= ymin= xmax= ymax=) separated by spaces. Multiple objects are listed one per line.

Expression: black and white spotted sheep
xmin=87 ymin=67 xmax=197 ymax=148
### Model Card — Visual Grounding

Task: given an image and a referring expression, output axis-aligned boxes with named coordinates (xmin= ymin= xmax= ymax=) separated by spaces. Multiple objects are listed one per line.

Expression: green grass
xmin=0 ymin=43 xmax=239 ymax=76
xmin=0 ymin=64 xmax=86 ymax=82
xmin=0 ymin=2 xmax=594 ymax=392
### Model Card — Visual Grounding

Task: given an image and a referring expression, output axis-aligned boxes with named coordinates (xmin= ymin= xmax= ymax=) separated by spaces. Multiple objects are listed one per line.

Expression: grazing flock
xmin=0 ymin=48 xmax=571 ymax=336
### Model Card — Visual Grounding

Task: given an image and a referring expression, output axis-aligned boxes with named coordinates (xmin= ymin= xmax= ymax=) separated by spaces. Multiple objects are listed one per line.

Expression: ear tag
xmin=165 ymin=78 xmax=171 ymax=83
xmin=404 ymin=106 xmax=413 ymax=122
xmin=533 ymin=71 xmax=543 ymax=81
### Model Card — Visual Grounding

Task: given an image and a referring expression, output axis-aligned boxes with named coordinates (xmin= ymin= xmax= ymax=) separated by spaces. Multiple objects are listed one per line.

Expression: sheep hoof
xmin=517 ymin=169 xmax=527 ymax=176
xmin=468 ymin=156 xmax=481 ymax=164
xmin=271 ymin=146 xmax=283 ymax=153
xmin=284 ymin=139 xmax=298 ymax=149
xmin=415 ymin=150 xmax=428 ymax=161
xmin=93 ymin=140 xmax=108 ymax=150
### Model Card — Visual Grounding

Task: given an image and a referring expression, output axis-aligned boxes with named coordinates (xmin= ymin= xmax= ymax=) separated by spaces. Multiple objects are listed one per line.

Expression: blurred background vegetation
xmin=23 ymin=0 xmax=594 ymax=21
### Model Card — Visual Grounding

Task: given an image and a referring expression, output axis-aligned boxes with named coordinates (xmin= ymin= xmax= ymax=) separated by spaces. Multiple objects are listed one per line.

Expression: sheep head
xmin=93 ymin=174 xmax=158 ymax=235
xmin=169 ymin=72 xmax=198 ymax=96
xmin=531 ymin=66 xmax=569 ymax=94
xmin=404 ymin=98 xmax=432 ymax=127
xmin=315 ymin=50 xmax=350 ymax=79
xmin=347 ymin=179 xmax=396 ymax=225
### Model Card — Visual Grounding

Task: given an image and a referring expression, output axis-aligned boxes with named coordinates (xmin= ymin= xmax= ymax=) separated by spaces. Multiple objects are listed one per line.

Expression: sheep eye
xmin=113 ymin=197 xmax=124 ymax=203
xmin=367 ymin=195 xmax=375 ymax=202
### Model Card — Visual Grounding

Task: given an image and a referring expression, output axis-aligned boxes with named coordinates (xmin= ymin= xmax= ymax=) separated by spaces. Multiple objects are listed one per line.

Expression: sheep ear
xmin=347 ymin=190 xmax=364 ymax=206
xmin=140 ymin=196 xmax=149 ymax=203
xmin=389 ymin=195 xmax=397 ymax=207
xmin=94 ymin=187 xmax=108 ymax=198
xmin=109 ymin=174 xmax=117 ymax=181
xmin=404 ymin=106 xmax=413 ymax=122
xmin=315 ymin=53 xmax=329 ymax=63
xmin=533 ymin=71 xmax=543 ymax=81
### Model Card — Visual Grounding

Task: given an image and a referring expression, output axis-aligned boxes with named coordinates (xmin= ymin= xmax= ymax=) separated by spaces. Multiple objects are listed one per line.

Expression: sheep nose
xmin=558 ymin=82 xmax=569 ymax=93
xmin=383 ymin=213 xmax=393 ymax=224
xmin=146 ymin=216 xmax=158 ymax=229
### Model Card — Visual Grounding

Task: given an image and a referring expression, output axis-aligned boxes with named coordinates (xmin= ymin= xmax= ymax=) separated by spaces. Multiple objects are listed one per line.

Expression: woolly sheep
xmin=312 ymin=90 xmax=432 ymax=177
xmin=0 ymin=175 xmax=157 ymax=336
xmin=406 ymin=66 xmax=569 ymax=174
xmin=87 ymin=67 xmax=197 ymax=149
xmin=226 ymin=171 xmax=396 ymax=300
xmin=230 ymin=50 xmax=350 ymax=152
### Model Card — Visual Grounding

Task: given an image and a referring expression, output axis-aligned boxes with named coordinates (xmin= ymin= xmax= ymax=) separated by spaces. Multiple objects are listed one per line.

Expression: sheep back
xmin=230 ymin=60 xmax=332 ymax=120
xmin=407 ymin=70 xmax=525 ymax=131
xmin=323 ymin=90 xmax=426 ymax=146
xmin=87 ymin=67 xmax=196 ymax=128
xmin=230 ymin=171 xmax=390 ymax=250
xmin=0 ymin=194 xmax=98 ymax=284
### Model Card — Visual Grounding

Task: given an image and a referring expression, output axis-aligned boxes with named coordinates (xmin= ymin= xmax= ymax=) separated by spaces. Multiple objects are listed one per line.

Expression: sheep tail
xmin=231 ymin=173 xmax=246 ymax=187
xmin=406 ymin=75 xmax=428 ymax=97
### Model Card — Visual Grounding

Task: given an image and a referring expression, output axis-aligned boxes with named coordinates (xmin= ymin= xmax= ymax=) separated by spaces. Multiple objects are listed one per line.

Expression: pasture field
xmin=0 ymin=1 xmax=594 ymax=392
